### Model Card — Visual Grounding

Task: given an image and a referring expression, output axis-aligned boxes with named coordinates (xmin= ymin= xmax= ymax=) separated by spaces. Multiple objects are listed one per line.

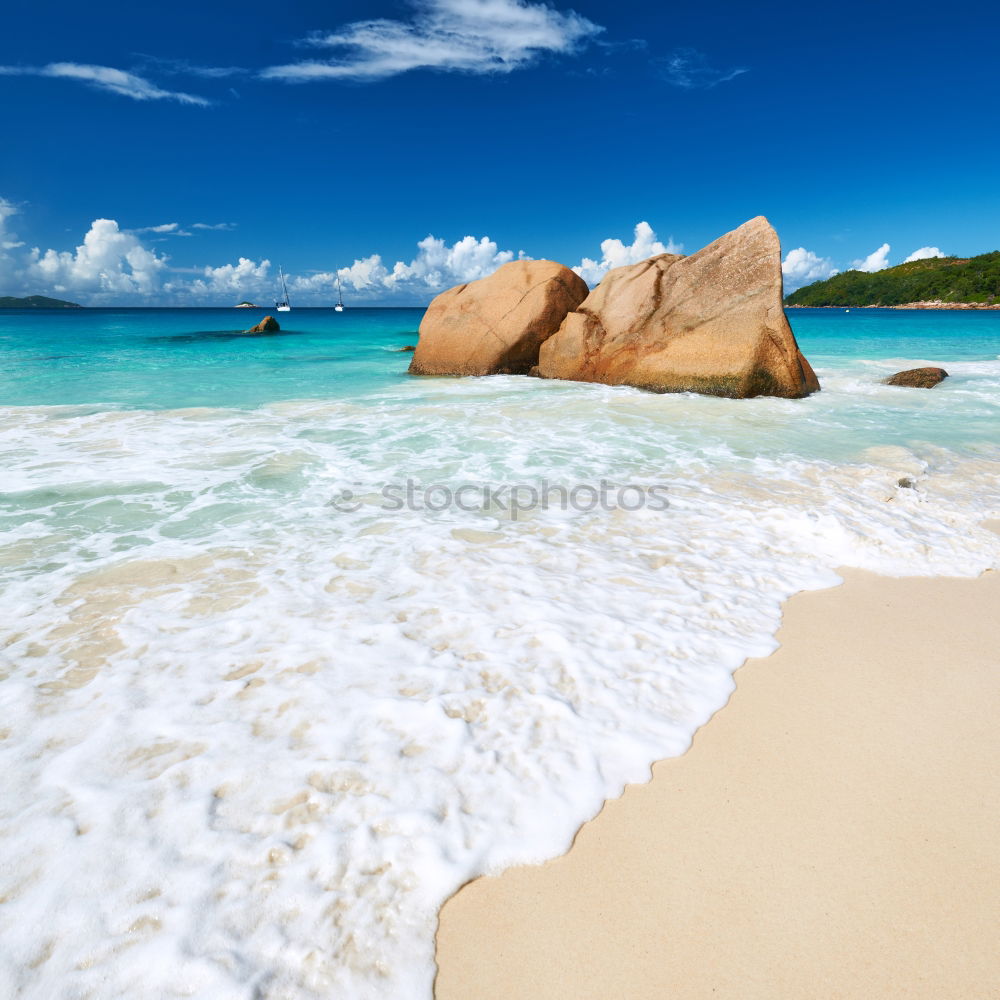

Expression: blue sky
xmin=1 ymin=0 xmax=998 ymax=304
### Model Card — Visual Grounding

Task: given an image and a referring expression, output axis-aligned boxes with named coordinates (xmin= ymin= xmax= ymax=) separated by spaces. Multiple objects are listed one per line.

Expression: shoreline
xmin=786 ymin=301 xmax=1000 ymax=310
xmin=435 ymin=562 xmax=1000 ymax=999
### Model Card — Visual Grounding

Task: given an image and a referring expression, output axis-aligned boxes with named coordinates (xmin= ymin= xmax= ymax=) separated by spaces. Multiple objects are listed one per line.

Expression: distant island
xmin=235 ymin=301 xmax=259 ymax=308
xmin=786 ymin=251 xmax=1000 ymax=308
xmin=0 ymin=294 xmax=83 ymax=309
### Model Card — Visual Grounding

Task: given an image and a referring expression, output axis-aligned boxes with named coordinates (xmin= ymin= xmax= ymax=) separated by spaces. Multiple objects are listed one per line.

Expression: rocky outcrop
xmin=245 ymin=315 xmax=280 ymax=334
xmin=409 ymin=260 xmax=589 ymax=376
xmin=536 ymin=217 xmax=819 ymax=399
xmin=882 ymin=367 xmax=949 ymax=388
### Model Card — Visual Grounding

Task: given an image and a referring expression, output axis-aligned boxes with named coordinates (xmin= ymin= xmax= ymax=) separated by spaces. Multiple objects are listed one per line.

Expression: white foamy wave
xmin=1 ymin=379 xmax=999 ymax=999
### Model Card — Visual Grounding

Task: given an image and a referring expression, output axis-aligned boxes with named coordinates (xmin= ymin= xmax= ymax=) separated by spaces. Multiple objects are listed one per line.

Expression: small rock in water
xmin=882 ymin=367 xmax=948 ymax=388
xmin=245 ymin=315 xmax=280 ymax=334
xmin=897 ymin=477 xmax=917 ymax=489
xmin=398 ymin=345 xmax=416 ymax=352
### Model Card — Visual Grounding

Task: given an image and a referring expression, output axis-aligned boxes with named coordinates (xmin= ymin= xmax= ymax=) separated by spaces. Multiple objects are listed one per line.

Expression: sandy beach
xmin=436 ymin=564 xmax=1000 ymax=999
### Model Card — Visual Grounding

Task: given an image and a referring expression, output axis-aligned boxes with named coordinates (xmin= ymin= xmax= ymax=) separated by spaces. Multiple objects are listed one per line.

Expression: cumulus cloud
xmin=292 ymin=234 xmax=524 ymax=301
xmin=177 ymin=257 xmax=272 ymax=298
xmin=3 ymin=199 xmax=685 ymax=305
xmin=28 ymin=219 xmax=169 ymax=297
xmin=904 ymin=246 xmax=945 ymax=263
xmin=0 ymin=63 xmax=209 ymax=105
xmin=656 ymin=48 xmax=747 ymax=89
xmin=1 ymin=201 xmax=264 ymax=303
xmin=262 ymin=0 xmax=602 ymax=82
xmin=781 ymin=247 xmax=838 ymax=292
xmin=853 ymin=243 xmax=891 ymax=273
xmin=573 ymin=221 xmax=681 ymax=285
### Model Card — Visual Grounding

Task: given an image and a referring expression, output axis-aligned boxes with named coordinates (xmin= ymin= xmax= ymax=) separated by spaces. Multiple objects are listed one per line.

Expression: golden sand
xmin=436 ymin=568 xmax=1000 ymax=999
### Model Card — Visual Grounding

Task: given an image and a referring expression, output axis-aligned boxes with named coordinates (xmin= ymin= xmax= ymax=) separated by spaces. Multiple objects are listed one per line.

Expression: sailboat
xmin=275 ymin=266 xmax=291 ymax=312
xmin=334 ymin=275 xmax=345 ymax=313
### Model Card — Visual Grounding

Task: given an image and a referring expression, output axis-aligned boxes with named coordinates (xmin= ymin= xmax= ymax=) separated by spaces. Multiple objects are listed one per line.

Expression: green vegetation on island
xmin=785 ymin=252 xmax=1000 ymax=307
xmin=0 ymin=295 xmax=83 ymax=309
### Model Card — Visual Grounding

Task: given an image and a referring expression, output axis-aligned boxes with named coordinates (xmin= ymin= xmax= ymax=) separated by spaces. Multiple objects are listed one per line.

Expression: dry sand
xmin=435 ymin=567 xmax=1000 ymax=999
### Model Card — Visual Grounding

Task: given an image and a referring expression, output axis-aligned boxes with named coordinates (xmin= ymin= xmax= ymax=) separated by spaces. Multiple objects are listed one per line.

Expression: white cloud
xmin=180 ymin=257 xmax=272 ymax=297
xmin=28 ymin=219 xmax=169 ymax=297
xmin=0 ymin=63 xmax=209 ymax=105
xmin=572 ymin=221 xmax=681 ymax=285
xmin=136 ymin=221 xmax=234 ymax=237
xmin=658 ymin=49 xmax=747 ymax=89
xmin=904 ymin=246 xmax=945 ymax=263
xmin=781 ymin=247 xmax=838 ymax=292
xmin=134 ymin=222 xmax=180 ymax=234
xmin=0 ymin=197 xmax=24 ymax=253
xmin=135 ymin=56 xmax=246 ymax=79
xmin=16 ymin=199 xmax=950 ymax=311
xmin=1 ymin=201 xmax=265 ymax=303
xmin=853 ymin=243 xmax=891 ymax=273
xmin=0 ymin=198 xmax=25 ymax=292
xmin=261 ymin=0 xmax=602 ymax=82
xmin=296 ymin=234 xmax=523 ymax=301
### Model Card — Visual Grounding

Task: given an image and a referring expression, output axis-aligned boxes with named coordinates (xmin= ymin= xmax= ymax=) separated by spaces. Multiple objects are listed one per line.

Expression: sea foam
xmin=1 ymin=364 xmax=999 ymax=999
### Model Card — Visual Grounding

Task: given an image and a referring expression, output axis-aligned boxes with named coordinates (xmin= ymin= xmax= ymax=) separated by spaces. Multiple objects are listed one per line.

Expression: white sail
xmin=276 ymin=266 xmax=291 ymax=312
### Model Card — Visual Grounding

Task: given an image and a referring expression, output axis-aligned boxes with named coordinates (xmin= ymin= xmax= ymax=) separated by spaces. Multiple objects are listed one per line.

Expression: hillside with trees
xmin=0 ymin=295 xmax=83 ymax=308
xmin=785 ymin=252 xmax=1000 ymax=307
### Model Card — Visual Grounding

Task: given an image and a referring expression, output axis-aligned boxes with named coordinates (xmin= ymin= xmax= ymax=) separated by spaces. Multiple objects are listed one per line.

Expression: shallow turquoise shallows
xmin=2 ymin=305 xmax=999 ymax=1000
xmin=0 ymin=307 xmax=426 ymax=409
xmin=1 ymin=306 xmax=998 ymax=411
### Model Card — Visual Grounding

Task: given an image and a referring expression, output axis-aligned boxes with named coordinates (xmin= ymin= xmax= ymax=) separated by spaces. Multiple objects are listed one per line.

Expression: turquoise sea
xmin=1 ymin=306 xmax=999 ymax=1000
xmin=2 ymin=304 xmax=1000 ymax=408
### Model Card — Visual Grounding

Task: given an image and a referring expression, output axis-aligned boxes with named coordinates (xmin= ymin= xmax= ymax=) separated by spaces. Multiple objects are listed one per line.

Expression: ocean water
xmin=1 ymin=306 xmax=999 ymax=999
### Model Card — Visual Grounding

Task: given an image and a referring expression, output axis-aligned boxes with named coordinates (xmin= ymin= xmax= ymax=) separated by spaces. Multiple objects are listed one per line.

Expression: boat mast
xmin=279 ymin=266 xmax=290 ymax=305
xmin=337 ymin=275 xmax=343 ymax=306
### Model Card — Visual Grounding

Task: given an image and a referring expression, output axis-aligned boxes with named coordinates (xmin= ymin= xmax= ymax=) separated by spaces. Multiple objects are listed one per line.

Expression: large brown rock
xmin=245 ymin=315 xmax=280 ymax=334
xmin=882 ymin=367 xmax=948 ymax=388
xmin=537 ymin=217 xmax=820 ymax=399
xmin=409 ymin=260 xmax=589 ymax=376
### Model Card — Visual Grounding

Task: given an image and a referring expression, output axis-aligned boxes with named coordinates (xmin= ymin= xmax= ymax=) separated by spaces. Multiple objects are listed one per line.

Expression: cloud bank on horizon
xmin=0 ymin=200 xmax=693 ymax=304
xmin=0 ymin=196 xmax=674 ymax=304
xmin=0 ymin=197 xmax=949 ymax=304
